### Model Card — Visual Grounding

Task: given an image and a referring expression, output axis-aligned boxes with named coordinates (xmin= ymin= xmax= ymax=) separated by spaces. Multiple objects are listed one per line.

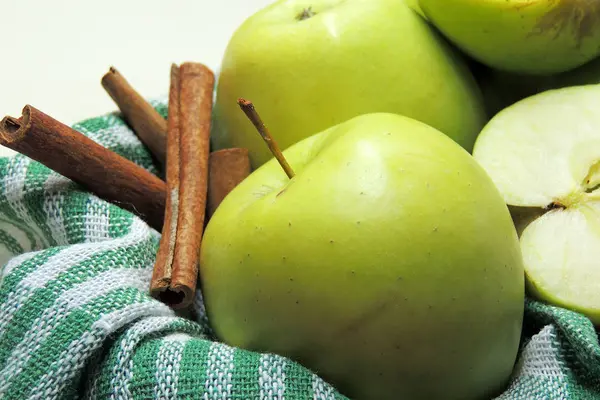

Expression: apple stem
xmin=297 ymin=7 xmax=316 ymax=21
xmin=237 ymin=98 xmax=295 ymax=179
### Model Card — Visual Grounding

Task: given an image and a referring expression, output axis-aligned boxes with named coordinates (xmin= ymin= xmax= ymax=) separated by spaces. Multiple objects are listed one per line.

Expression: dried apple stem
xmin=297 ymin=7 xmax=316 ymax=20
xmin=237 ymin=98 xmax=295 ymax=179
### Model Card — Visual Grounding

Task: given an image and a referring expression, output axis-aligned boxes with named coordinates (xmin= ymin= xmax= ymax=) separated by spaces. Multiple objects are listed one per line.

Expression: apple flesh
xmin=473 ymin=84 xmax=600 ymax=324
xmin=419 ymin=0 xmax=600 ymax=75
xmin=200 ymin=113 xmax=524 ymax=400
xmin=212 ymin=0 xmax=487 ymax=168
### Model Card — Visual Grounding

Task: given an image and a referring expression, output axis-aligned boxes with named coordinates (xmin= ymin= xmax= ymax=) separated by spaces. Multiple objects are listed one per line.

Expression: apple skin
xmin=404 ymin=0 xmax=426 ymax=18
xmin=212 ymin=0 xmax=487 ymax=168
xmin=419 ymin=0 xmax=600 ymax=75
xmin=200 ymin=113 xmax=525 ymax=400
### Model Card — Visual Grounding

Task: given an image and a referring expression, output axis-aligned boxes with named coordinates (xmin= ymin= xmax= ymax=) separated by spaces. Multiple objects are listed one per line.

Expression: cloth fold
xmin=0 ymin=103 xmax=598 ymax=399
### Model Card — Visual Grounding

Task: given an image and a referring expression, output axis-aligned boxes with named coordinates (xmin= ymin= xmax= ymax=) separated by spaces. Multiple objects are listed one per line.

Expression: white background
xmin=0 ymin=0 xmax=274 ymax=157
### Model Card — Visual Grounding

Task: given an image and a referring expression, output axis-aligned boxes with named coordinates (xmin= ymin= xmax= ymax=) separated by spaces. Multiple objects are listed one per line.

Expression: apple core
xmin=584 ymin=160 xmax=600 ymax=191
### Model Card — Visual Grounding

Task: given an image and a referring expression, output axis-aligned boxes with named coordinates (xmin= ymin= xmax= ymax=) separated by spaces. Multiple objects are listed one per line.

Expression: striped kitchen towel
xmin=0 ymin=102 xmax=599 ymax=399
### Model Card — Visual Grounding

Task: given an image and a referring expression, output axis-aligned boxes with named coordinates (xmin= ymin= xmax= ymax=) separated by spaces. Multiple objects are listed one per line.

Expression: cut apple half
xmin=473 ymin=84 xmax=600 ymax=324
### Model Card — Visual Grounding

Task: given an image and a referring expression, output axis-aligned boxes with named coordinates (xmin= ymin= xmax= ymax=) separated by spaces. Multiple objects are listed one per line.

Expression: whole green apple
xmin=212 ymin=0 xmax=487 ymax=168
xmin=419 ymin=0 xmax=600 ymax=75
xmin=200 ymin=113 xmax=524 ymax=400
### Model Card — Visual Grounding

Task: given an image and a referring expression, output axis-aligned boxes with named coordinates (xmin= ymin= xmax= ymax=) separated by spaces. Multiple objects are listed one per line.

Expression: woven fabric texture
xmin=0 ymin=102 xmax=599 ymax=399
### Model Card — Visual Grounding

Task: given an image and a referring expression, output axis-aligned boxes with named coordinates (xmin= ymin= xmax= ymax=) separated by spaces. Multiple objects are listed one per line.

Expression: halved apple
xmin=473 ymin=84 xmax=600 ymax=324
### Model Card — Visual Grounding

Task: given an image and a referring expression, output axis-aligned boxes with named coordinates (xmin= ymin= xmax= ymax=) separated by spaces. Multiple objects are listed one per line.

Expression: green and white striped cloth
xmin=0 ymin=101 xmax=599 ymax=399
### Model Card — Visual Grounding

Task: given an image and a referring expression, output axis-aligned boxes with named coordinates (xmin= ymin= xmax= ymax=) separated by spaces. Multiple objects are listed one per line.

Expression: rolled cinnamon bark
xmin=102 ymin=67 xmax=168 ymax=165
xmin=0 ymin=106 xmax=166 ymax=231
xmin=207 ymin=148 xmax=251 ymax=219
xmin=150 ymin=62 xmax=215 ymax=309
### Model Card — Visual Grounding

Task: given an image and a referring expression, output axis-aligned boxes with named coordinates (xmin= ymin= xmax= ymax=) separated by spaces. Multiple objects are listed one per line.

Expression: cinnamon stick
xmin=0 ymin=106 xmax=166 ymax=230
xmin=207 ymin=148 xmax=251 ymax=218
xmin=102 ymin=67 xmax=167 ymax=165
xmin=150 ymin=62 xmax=215 ymax=308
xmin=151 ymin=65 xmax=182 ymax=305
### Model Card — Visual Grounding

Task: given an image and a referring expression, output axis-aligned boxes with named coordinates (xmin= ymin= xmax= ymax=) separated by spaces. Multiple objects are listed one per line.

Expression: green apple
xmin=212 ymin=0 xmax=487 ymax=168
xmin=419 ymin=0 xmax=600 ymax=75
xmin=200 ymin=113 xmax=524 ymax=400
xmin=403 ymin=0 xmax=426 ymax=18
xmin=473 ymin=84 xmax=600 ymax=324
